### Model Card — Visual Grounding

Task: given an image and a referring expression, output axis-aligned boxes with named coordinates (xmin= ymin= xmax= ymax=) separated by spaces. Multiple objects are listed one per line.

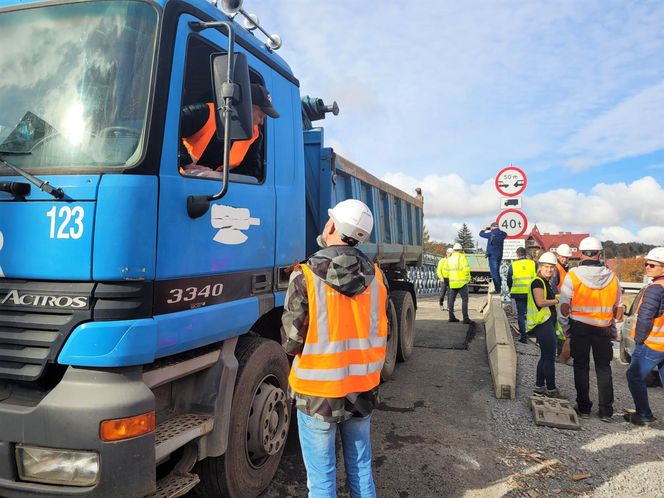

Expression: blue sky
xmin=257 ymin=0 xmax=664 ymax=246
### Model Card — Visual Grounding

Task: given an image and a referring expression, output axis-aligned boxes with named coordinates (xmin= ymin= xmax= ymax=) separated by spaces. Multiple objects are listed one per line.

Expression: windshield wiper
xmin=0 ymin=152 xmax=65 ymax=199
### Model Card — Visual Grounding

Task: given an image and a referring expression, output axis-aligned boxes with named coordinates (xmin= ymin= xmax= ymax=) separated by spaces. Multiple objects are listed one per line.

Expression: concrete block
xmin=530 ymin=396 xmax=580 ymax=430
xmin=485 ymin=295 xmax=516 ymax=399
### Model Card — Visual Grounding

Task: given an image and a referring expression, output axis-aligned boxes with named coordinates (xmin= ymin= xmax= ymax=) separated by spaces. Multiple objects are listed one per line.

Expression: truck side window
xmin=179 ymin=36 xmax=266 ymax=182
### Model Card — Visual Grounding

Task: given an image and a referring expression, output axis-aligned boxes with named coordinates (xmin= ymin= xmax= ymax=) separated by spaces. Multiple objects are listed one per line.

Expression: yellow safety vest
xmin=288 ymin=263 xmax=389 ymax=398
xmin=630 ymin=281 xmax=664 ymax=353
xmin=446 ymin=252 xmax=470 ymax=289
xmin=510 ymin=258 xmax=537 ymax=295
xmin=436 ymin=257 xmax=449 ymax=280
xmin=526 ymin=277 xmax=564 ymax=338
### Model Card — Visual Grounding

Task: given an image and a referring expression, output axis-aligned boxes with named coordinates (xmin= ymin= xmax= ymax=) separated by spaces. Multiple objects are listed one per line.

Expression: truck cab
xmin=0 ymin=1 xmax=422 ymax=496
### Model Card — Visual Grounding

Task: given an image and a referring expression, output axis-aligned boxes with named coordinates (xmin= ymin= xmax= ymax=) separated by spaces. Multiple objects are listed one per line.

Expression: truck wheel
xmin=195 ymin=336 xmax=290 ymax=498
xmin=393 ymin=290 xmax=415 ymax=362
xmin=381 ymin=299 xmax=398 ymax=381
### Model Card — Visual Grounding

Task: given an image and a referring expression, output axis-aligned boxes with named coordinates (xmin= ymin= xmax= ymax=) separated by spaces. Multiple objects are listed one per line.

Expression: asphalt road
xmin=261 ymin=294 xmax=504 ymax=497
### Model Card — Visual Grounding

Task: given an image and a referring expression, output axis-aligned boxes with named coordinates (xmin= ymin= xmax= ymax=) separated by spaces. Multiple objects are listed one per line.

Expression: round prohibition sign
xmin=496 ymin=209 xmax=528 ymax=239
xmin=495 ymin=166 xmax=527 ymax=197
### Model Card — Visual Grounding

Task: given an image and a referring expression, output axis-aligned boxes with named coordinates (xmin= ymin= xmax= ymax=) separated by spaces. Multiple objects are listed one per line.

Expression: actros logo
xmin=0 ymin=290 xmax=88 ymax=309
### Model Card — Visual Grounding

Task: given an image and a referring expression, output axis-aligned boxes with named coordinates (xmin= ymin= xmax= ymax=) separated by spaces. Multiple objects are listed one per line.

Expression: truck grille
xmin=0 ymin=280 xmax=152 ymax=382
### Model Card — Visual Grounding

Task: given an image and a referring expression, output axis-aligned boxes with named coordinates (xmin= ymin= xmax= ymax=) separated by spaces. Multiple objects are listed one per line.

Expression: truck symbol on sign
xmin=504 ymin=198 xmax=519 ymax=207
xmin=513 ymin=179 xmax=524 ymax=187
xmin=498 ymin=181 xmax=509 ymax=188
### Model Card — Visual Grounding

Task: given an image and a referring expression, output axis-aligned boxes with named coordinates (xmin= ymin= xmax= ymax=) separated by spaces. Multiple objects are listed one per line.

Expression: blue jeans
xmin=513 ymin=296 xmax=527 ymax=340
xmin=626 ymin=344 xmax=664 ymax=420
xmin=534 ymin=319 xmax=557 ymax=390
xmin=489 ymin=256 xmax=502 ymax=292
xmin=297 ymin=410 xmax=376 ymax=498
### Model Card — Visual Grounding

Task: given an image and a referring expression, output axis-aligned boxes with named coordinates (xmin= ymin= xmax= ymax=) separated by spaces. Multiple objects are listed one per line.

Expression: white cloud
xmin=386 ymin=171 xmax=664 ymax=244
xmin=564 ymin=80 xmax=664 ymax=170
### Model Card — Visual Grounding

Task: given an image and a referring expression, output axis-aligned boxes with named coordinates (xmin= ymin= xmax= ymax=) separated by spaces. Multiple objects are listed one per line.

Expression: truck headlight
xmin=16 ymin=445 xmax=99 ymax=486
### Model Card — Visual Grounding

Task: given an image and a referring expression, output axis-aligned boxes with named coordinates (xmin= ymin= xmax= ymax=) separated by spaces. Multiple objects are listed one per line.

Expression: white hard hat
xmin=579 ymin=236 xmax=603 ymax=252
xmin=453 ymin=242 xmax=463 ymax=251
xmin=556 ymin=243 xmax=572 ymax=257
xmin=646 ymin=247 xmax=664 ymax=265
xmin=538 ymin=252 xmax=558 ymax=265
xmin=446 ymin=247 xmax=454 ymax=255
xmin=328 ymin=199 xmax=373 ymax=244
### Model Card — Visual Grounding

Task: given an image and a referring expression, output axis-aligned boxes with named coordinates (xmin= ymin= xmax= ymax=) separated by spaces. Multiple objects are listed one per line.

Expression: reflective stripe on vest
xmin=526 ymin=277 xmax=564 ymax=337
xmin=229 ymin=124 xmax=260 ymax=167
xmin=447 ymin=253 xmax=469 ymax=289
xmin=568 ymin=271 xmax=618 ymax=328
xmin=289 ymin=263 xmax=388 ymax=398
xmin=511 ymin=259 xmax=537 ymax=295
xmin=182 ymin=103 xmax=216 ymax=162
xmin=630 ymin=281 xmax=664 ymax=352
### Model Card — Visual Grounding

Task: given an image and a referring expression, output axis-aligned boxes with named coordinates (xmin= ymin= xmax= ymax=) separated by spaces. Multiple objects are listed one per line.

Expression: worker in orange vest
xmin=179 ymin=83 xmax=279 ymax=178
xmin=625 ymin=247 xmax=664 ymax=426
xmin=559 ymin=237 xmax=622 ymax=422
xmin=281 ymin=199 xmax=388 ymax=497
xmin=551 ymin=243 xmax=571 ymax=296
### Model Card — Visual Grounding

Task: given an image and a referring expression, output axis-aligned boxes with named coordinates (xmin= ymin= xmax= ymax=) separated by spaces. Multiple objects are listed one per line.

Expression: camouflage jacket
xmin=281 ymin=244 xmax=388 ymax=423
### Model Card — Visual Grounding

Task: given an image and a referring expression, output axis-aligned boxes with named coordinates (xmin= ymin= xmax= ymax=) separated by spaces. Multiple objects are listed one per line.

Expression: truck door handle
xmin=252 ymin=273 xmax=271 ymax=293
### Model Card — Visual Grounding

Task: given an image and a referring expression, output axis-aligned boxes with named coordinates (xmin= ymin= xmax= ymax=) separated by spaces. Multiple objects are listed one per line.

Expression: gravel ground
xmin=487 ymin=310 xmax=664 ymax=497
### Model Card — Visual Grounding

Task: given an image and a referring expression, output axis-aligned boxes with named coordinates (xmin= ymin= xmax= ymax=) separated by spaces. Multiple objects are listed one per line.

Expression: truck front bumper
xmin=0 ymin=366 xmax=155 ymax=497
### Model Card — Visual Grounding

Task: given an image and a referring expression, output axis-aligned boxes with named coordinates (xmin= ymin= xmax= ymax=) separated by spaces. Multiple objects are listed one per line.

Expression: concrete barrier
xmin=483 ymin=293 xmax=516 ymax=399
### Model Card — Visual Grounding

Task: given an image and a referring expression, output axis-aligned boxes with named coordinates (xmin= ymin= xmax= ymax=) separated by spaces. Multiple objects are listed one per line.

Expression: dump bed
xmin=304 ymin=128 xmax=423 ymax=267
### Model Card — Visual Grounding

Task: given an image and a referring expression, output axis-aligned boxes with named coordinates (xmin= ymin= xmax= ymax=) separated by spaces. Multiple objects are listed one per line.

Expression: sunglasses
xmin=645 ymin=262 xmax=664 ymax=269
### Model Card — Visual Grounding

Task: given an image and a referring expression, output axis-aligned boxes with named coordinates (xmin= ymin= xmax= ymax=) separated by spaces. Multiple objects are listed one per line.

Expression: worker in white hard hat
xmin=551 ymin=243 xmax=572 ymax=296
xmin=528 ymin=252 xmax=565 ymax=398
xmin=558 ymin=236 xmax=622 ymax=422
xmin=436 ymin=247 xmax=454 ymax=311
xmin=281 ymin=198 xmax=387 ymax=496
xmin=507 ymin=246 xmax=537 ymax=344
xmin=445 ymin=243 xmax=473 ymax=324
xmin=625 ymin=247 xmax=664 ymax=426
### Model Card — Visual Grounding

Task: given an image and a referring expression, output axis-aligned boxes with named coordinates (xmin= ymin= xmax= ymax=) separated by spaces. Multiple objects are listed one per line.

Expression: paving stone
xmin=529 ymin=395 xmax=581 ymax=430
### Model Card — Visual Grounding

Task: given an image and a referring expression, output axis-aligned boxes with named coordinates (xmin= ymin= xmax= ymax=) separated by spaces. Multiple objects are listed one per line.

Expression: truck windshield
xmin=0 ymin=1 xmax=158 ymax=174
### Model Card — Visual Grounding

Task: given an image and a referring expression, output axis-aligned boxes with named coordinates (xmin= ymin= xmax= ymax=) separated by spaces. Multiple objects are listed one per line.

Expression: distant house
xmin=521 ymin=225 xmax=589 ymax=260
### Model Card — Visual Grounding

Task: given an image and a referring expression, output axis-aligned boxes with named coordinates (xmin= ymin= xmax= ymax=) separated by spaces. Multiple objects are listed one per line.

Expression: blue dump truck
xmin=0 ymin=0 xmax=423 ymax=496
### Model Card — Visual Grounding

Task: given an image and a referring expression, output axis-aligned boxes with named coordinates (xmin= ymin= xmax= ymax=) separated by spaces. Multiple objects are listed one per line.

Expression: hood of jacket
xmin=306 ymin=245 xmax=375 ymax=297
xmin=570 ymin=262 xmax=616 ymax=289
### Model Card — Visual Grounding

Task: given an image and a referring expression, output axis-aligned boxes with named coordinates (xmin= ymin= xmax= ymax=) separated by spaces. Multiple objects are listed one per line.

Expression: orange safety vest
xmin=181 ymin=102 xmax=259 ymax=167
xmin=630 ymin=281 xmax=664 ymax=353
xmin=289 ymin=263 xmax=389 ymax=398
xmin=555 ymin=262 xmax=567 ymax=293
xmin=568 ymin=271 xmax=619 ymax=328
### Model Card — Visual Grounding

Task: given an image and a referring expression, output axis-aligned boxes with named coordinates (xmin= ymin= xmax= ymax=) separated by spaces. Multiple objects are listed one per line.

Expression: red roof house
xmin=521 ymin=225 xmax=589 ymax=260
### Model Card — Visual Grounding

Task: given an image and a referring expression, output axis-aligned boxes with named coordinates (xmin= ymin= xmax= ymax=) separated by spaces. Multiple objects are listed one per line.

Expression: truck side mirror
xmin=211 ymin=52 xmax=252 ymax=141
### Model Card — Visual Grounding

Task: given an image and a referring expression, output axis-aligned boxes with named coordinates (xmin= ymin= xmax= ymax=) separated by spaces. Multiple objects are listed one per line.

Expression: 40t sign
xmin=496 ymin=209 xmax=528 ymax=239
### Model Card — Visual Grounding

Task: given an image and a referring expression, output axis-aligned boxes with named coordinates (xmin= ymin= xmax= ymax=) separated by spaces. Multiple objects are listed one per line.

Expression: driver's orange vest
xmin=568 ymin=271 xmax=619 ymax=328
xmin=630 ymin=281 xmax=664 ymax=352
xmin=289 ymin=263 xmax=388 ymax=398
xmin=181 ymin=103 xmax=259 ymax=167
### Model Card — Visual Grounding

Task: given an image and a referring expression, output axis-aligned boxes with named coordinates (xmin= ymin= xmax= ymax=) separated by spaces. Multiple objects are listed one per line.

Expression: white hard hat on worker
xmin=645 ymin=247 xmax=664 ymax=265
xmin=325 ymin=199 xmax=373 ymax=246
xmin=579 ymin=236 xmax=603 ymax=253
xmin=556 ymin=244 xmax=572 ymax=258
xmin=538 ymin=252 xmax=557 ymax=265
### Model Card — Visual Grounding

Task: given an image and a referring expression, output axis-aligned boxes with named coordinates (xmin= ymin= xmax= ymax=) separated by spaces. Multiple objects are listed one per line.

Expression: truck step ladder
xmin=150 ymin=472 xmax=200 ymax=498
xmin=155 ymin=413 xmax=214 ymax=463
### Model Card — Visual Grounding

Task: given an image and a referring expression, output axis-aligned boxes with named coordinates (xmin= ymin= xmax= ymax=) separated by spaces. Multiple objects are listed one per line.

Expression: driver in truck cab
xmin=179 ymin=83 xmax=279 ymax=179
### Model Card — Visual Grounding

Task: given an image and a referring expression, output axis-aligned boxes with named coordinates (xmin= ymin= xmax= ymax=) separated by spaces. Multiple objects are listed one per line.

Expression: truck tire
xmin=195 ymin=335 xmax=290 ymax=498
xmin=381 ymin=299 xmax=398 ymax=381
xmin=393 ymin=290 xmax=415 ymax=362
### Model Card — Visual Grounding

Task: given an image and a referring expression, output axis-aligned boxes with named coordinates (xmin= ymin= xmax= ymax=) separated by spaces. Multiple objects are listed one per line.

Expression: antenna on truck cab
xmin=221 ymin=0 xmax=282 ymax=50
